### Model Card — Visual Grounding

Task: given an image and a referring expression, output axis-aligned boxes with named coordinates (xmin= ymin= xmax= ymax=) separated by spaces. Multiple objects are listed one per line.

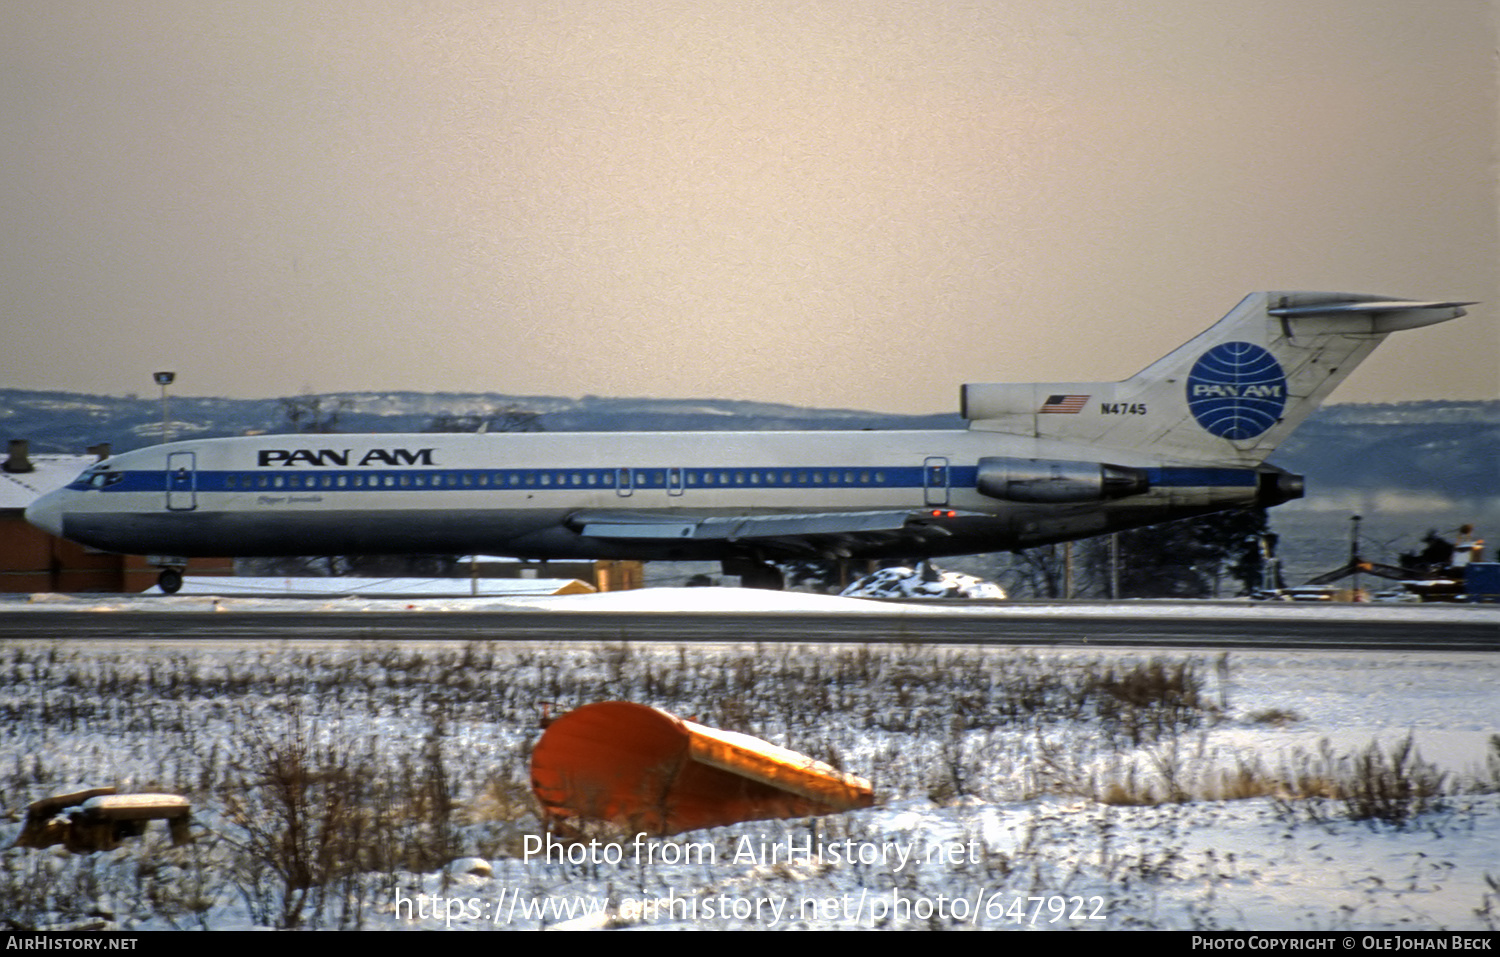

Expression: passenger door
xmin=923 ymin=456 xmax=950 ymax=506
xmin=166 ymin=451 xmax=197 ymax=511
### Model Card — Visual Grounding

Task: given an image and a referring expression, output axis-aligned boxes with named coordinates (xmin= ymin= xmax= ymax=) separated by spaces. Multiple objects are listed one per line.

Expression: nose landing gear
xmin=148 ymin=558 xmax=187 ymax=595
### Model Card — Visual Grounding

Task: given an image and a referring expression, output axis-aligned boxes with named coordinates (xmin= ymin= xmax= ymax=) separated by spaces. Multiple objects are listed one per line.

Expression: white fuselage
xmin=34 ymin=291 xmax=1460 ymax=571
xmin=26 ymin=427 xmax=1271 ymax=563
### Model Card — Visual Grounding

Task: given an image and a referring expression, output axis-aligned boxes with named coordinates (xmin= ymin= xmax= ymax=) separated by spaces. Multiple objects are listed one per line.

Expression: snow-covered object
xmin=840 ymin=565 xmax=1005 ymax=600
xmin=531 ymin=701 xmax=874 ymax=836
xmin=448 ymin=857 xmax=493 ymax=878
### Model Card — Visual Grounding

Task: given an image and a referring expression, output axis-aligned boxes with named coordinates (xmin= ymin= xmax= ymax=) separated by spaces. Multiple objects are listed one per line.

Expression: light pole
xmin=153 ymin=372 xmax=175 ymax=444
xmin=1349 ymin=514 xmax=1363 ymax=599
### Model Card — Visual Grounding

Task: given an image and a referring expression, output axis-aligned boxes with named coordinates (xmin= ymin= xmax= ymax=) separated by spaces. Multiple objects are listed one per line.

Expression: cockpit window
xmin=74 ymin=464 xmax=123 ymax=489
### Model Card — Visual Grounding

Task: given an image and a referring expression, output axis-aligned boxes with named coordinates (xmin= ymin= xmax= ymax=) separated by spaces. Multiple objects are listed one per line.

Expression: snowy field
xmin=1 ymin=590 xmax=1497 ymax=931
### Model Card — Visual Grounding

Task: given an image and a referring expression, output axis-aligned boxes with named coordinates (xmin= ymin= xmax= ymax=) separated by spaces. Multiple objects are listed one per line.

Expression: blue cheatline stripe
xmin=91 ymin=463 xmax=1258 ymax=494
xmin=99 ymin=465 xmax=948 ymax=494
xmin=1147 ymin=467 xmax=1258 ymax=487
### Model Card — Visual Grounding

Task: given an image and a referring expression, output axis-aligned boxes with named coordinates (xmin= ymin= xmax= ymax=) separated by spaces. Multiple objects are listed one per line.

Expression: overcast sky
xmin=2 ymin=1 xmax=1495 ymax=414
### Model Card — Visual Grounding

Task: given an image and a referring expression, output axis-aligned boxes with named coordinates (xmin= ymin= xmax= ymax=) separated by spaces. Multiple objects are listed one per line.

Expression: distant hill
xmin=0 ymin=388 xmax=963 ymax=454
xmin=2 ymin=389 xmax=1494 ymax=508
xmin=1272 ymin=400 xmax=1499 ymax=507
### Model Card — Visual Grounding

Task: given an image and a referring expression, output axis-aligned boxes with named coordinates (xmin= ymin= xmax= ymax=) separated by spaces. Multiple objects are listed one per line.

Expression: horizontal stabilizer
xmin=1267 ymin=299 xmax=1473 ymax=318
xmin=1268 ymin=297 xmax=1472 ymax=334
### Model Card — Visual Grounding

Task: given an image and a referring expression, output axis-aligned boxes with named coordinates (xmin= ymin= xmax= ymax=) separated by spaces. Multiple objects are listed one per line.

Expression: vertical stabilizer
xmin=963 ymin=292 xmax=1468 ymax=464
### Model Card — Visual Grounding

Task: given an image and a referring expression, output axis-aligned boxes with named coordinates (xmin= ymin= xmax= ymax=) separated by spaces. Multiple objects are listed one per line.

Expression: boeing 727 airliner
xmin=26 ymin=291 xmax=1468 ymax=591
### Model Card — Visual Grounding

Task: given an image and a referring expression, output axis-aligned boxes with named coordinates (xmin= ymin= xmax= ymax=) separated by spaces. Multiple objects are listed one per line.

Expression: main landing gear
xmin=722 ymin=558 xmax=785 ymax=590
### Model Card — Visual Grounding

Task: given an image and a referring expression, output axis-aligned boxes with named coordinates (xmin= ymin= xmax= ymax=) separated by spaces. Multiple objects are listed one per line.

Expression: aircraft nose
xmin=24 ymin=490 xmax=66 ymax=538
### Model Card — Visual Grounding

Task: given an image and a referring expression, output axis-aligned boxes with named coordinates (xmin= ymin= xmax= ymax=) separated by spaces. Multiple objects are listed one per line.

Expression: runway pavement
xmin=2 ymin=601 xmax=1495 ymax=651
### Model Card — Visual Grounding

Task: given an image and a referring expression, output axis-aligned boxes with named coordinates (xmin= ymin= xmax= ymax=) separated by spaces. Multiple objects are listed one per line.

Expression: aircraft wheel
xmin=157 ymin=568 xmax=183 ymax=594
xmin=740 ymin=564 xmax=785 ymax=590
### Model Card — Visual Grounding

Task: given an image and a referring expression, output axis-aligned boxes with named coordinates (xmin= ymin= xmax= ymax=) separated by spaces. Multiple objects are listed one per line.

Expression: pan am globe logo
xmin=1186 ymin=342 xmax=1287 ymax=440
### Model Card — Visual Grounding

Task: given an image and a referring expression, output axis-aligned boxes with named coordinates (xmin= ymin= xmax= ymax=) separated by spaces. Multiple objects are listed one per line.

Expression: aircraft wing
xmin=569 ymin=509 xmax=975 ymax=559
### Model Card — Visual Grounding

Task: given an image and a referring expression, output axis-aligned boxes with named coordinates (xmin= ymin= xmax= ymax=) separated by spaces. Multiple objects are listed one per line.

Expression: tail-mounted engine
xmin=976 ymin=457 xmax=1150 ymax=504
xmin=1255 ymin=467 xmax=1305 ymax=506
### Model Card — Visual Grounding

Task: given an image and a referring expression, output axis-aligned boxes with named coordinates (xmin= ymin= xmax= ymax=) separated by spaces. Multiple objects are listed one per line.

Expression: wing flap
xmin=575 ymin=509 xmax=932 ymax=543
xmin=572 ymin=510 xmax=987 ymax=562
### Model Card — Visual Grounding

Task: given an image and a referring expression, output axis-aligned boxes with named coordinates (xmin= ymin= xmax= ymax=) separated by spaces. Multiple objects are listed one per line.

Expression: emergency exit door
xmin=923 ymin=456 xmax=950 ymax=506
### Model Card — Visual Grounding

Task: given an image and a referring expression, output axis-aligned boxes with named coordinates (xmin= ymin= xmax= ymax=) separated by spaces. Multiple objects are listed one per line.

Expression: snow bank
xmin=12 ymin=586 xmax=1499 ymax=624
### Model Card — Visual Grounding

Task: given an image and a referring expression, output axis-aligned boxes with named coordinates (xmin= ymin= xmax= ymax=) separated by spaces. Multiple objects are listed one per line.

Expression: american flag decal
xmin=1039 ymin=394 xmax=1089 ymax=413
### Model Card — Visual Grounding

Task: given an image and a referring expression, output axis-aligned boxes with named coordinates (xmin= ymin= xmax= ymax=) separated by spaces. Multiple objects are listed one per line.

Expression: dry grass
xmin=0 ymin=641 xmax=1470 ymax=930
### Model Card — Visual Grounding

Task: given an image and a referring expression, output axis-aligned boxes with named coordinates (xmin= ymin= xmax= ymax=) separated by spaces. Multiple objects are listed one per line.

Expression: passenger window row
xmin=215 ymin=469 xmax=891 ymax=489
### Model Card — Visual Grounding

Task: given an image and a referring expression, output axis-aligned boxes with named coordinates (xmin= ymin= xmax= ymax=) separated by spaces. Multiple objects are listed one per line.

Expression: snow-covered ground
xmin=12 ymin=584 xmax=1499 ymax=623
xmin=1 ymin=591 xmax=1497 ymax=931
